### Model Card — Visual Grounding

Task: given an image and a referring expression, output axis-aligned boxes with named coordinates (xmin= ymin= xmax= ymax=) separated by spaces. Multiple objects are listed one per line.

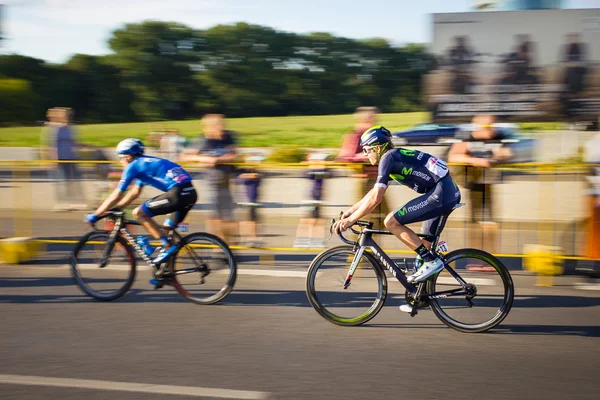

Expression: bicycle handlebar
xmin=89 ymin=208 xmax=125 ymax=230
xmin=329 ymin=212 xmax=372 ymax=246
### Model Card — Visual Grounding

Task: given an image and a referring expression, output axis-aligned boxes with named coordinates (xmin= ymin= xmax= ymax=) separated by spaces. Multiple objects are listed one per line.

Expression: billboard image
xmin=425 ymin=9 xmax=600 ymax=122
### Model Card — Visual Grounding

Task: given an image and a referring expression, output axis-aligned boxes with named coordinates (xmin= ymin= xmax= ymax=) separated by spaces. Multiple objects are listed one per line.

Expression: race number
xmin=425 ymin=157 xmax=448 ymax=179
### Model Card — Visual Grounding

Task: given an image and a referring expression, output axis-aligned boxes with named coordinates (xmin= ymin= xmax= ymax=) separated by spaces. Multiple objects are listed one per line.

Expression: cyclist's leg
xmin=134 ymin=193 xmax=178 ymax=240
xmin=418 ymin=177 xmax=461 ymax=243
xmin=383 ymin=191 xmax=444 ymax=251
xmin=385 ymin=176 xmax=460 ymax=281
xmin=163 ymin=184 xmax=198 ymax=228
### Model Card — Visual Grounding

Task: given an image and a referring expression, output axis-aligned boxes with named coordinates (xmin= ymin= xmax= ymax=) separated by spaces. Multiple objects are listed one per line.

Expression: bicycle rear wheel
xmin=306 ymin=246 xmax=387 ymax=326
xmin=170 ymin=232 xmax=237 ymax=305
xmin=71 ymin=231 xmax=136 ymax=301
xmin=427 ymin=248 xmax=514 ymax=333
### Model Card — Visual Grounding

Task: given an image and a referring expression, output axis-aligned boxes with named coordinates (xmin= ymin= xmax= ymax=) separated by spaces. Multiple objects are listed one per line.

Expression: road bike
xmin=306 ymin=204 xmax=514 ymax=333
xmin=71 ymin=210 xmax=237 ymax=304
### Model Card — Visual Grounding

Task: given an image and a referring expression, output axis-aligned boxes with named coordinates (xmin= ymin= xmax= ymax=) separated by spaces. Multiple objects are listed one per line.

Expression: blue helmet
xmin=360 ymin=125 xmax=393 ymax=149
xmin=116 ymin=138 xmax=145 ymax=156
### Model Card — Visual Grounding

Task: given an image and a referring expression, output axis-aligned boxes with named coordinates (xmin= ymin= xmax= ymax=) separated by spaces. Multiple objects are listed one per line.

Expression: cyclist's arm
xmin=115 ymin=184 xmax=143 ymax=209
xmin=94 ymin=188 xmax=125 ymax=216
xmin=94 ymin=165 xmax=136 ymax=214
xmin=346 ymin=185 xmax=386 ymax=224
xmin=343 ymin=187 xmax=374 ymax=217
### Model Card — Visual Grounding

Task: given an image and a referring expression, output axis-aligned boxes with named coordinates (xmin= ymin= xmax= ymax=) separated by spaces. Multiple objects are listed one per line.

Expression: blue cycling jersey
xmin=117 ymin=155 xmax=192 ymax=192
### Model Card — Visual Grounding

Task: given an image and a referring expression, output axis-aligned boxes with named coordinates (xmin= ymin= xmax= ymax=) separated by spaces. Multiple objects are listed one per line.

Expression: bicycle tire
xmin=170 ymin=232 xmax=237 ymax=305
xmin=71 ymin=231 xmax=136 ymax=301
xmin=427 ymin=248 xmax=514 ymax=333
xmin=306 ymin=246 xmax=387 ymax=326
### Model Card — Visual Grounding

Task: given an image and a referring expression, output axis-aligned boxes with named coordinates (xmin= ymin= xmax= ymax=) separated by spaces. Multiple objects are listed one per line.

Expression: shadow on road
xmin=1 ymin=277 xmax=599 ymax=337
xmin=489 ymin=324 xmax=600 ymax=337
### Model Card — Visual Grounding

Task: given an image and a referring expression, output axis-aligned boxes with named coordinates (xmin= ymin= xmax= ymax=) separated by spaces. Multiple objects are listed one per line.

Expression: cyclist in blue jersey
xmin=84 ymin=138 xmax=198 ymax=265
xmin=333 ymin=126 xmax=461 ymax=284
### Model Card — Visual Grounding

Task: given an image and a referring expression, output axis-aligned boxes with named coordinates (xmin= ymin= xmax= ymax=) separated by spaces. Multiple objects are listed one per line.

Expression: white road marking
xmin=0 ymin=374 xmax=269 ymax=399
xmin=237 ymin=269 xmax=308 ymax=278
xmin=574 ymin=283 xmax=600 ymax=291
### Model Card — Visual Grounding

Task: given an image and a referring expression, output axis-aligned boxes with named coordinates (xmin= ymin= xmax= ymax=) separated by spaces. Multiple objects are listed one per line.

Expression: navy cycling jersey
xmin=117 ymin=155 xmax=192 ymax=192
xmin=376 ymin=148 xmax=449 ymax=194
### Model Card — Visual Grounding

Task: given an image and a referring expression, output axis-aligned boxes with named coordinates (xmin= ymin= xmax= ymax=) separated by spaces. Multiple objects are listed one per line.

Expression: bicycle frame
xmin=98 ymin=212 xmax=184 ymax=270
xmin=336 ymin=212 xmax=472 ymax=301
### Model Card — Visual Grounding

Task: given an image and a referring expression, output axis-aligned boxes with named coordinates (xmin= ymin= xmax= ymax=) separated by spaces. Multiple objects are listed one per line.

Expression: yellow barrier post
xmin=0 ymin=161 xmax=44 ymax=264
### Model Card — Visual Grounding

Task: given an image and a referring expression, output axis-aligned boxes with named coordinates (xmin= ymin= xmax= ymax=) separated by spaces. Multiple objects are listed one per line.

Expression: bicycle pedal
xmin=410 ymin=307 xmax=418 ymax=317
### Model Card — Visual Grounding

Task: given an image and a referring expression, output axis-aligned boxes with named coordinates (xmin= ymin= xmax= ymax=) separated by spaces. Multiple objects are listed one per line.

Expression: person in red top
xmin=337 ymin=106 xmax=389 ymax=227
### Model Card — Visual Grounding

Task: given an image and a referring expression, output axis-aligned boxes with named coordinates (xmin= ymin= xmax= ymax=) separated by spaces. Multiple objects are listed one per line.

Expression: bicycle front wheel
xmin=306 ymin=246 xmax=387 ymax=326
xmin=170 ymin=232 xmax=237 ymax=305
xmin=71 ymin=231 xmax=136 ymax=301
xmin=427 ymin=248 xmax=515 ymax=333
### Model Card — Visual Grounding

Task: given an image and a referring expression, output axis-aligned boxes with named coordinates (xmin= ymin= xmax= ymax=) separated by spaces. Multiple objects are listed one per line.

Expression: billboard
xmin=425 ymin=9 xmax=600 ymax=122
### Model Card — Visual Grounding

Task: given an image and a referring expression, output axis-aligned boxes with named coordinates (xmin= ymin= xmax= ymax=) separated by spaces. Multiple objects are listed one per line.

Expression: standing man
xmin=448 ymin=114 xmax=512 ymax=255
xmin=180 ymin=114 xmax=238 ymax=242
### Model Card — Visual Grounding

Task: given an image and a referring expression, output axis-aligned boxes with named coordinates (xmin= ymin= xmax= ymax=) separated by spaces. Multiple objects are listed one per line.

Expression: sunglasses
xmin=363 ymin=146 xmax=375 ymax=155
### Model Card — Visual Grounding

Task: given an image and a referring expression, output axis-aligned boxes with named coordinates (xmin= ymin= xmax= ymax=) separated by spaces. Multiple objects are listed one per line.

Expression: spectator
xmin=40 ymin=108 xmax=59 ymax=161
xmin=180 ymin=114 xmax=238 ymax=243
xmin=448 ymin=114 xmax=513 ymax=255
xmin=337 ymin=106 xmax=389 ymax=228
xmin=48 ymin=108 xmax=87 ymax=211
xmin=294 ymin=152 xmax=332 ymax=248
xmin=159 ymin=129 xmax=187 ymax=161
xmin=236 ymin=153 xmax=265 ymax=248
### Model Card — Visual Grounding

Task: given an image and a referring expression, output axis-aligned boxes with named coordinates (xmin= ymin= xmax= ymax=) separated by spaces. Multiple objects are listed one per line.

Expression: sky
xmin=1 ymin=0 xmax=600 ymax=63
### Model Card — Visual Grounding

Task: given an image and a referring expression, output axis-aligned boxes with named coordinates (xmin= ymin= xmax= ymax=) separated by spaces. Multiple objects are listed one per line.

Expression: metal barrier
xmin=0 ymin=159 xmax=598 ymax=283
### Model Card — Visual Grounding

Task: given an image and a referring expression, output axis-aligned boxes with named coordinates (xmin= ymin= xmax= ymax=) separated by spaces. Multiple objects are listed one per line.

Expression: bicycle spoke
xmin=171 ymin=233 xmax=236 ymax=305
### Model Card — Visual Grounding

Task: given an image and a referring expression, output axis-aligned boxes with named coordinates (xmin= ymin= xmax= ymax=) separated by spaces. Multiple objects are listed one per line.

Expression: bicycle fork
xmin=343 ymin=247 xmax=366 ymax=289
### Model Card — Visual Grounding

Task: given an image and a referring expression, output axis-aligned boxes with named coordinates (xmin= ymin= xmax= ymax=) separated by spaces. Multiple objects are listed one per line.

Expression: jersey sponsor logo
xmin=390 ymin=173 xmax=405 ymax=182
xmin=391 ymin=168 xmax=431 ymax=182
xmin=149 ymin=199 xmax=169 ymax=208
xmin=411 ymin=170 xmax=431 ymax=181
xmin=417 ymin=152 xmax=424 ymax=160
xmin=407 ymin=199 xmax=429 ymax=213
xmin=399 ymin=149 xmax=416 ymax=157
xmin=166 ymin=167 xmax=190 ymax=184
xmin=397 ymin=207 xmax=408 ymax=217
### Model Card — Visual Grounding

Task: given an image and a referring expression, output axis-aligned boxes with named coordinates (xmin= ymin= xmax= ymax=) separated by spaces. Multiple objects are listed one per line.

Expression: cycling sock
xmin=415 ymin=244 xmax=435 ymax=262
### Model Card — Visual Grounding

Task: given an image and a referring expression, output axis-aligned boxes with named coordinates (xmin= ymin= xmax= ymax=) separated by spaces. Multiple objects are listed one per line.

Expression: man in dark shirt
xmin=448 ymin=114 xmax=513 ymax=256
xmin=180 ymin=114 xmax=238 ymax=242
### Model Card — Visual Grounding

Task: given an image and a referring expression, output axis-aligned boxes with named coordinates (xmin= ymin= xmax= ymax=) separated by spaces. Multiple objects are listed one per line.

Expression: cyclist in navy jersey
xmin=84 ymin=138 xmax=198 ymax=264
xmin=333 ymin=126 xmax=461 ymax=284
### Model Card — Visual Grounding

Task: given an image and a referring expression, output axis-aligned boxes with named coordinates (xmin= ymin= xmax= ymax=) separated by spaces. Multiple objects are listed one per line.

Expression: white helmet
xmin=116 ymin=138 xmax=145 ymax=156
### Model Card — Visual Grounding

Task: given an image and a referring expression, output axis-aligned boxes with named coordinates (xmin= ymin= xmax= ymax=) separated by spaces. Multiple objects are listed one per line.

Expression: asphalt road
xmin=0 ymin=264 xmax=599 ymax=400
